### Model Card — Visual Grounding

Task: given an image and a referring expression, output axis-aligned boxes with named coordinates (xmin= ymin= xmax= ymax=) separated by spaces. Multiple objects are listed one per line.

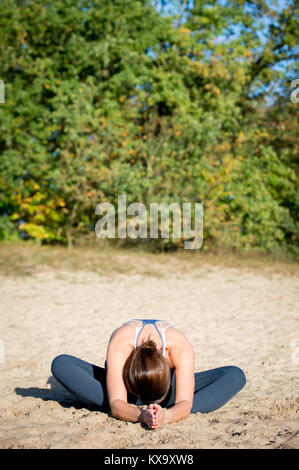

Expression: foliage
xmin=0 ymin=0 xmax=298 ymax=255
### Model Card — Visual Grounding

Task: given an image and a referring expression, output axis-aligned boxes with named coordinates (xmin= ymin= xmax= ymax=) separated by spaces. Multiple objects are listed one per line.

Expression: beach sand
xmin=0 ymin=247 xmax=298 ymax=449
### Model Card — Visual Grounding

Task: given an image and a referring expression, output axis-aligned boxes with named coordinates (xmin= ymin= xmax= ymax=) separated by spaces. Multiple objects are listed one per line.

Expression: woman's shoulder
xmin=165 ymin=323 xmax=191 ymax=342
xmin=166 ymin=326 xmax=194 ymax=359
xmin=108 ymin=322 xmax=135 ymax=346
xmin=110 ymin=323 xmax=132 ymax=337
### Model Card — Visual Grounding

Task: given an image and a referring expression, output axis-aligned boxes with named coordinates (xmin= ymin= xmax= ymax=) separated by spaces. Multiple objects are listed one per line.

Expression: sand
xmin=0 ymin=251 xmax=298 ymax=449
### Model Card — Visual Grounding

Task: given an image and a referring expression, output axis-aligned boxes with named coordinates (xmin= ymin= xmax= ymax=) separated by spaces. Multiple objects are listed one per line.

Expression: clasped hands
xmin=138 ymin=403 xmax=170 ymax=430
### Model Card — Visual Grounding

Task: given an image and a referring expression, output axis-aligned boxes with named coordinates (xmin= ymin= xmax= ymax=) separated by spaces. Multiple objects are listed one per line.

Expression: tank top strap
xmin=155 ymin=321 xmax=171 ymax=356
xmin=134 ymin=320 xmax=144 ymax=349
xmin=129 ymin=319 xmax=171 ymax=357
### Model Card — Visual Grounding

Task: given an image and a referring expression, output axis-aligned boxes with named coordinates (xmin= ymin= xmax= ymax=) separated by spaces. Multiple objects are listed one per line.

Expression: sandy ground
xmin=0 ymin=252 xmax=298 ymax=449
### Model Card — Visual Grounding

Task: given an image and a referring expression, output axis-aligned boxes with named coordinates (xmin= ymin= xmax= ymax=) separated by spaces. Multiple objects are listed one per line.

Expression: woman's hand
xmin=140 ymin=403 xmax=171 ymax=429
xmin=138 ymin=405 xmax=157 ymax=429
xmin=151 ymin=403 xmax=171 ymax=428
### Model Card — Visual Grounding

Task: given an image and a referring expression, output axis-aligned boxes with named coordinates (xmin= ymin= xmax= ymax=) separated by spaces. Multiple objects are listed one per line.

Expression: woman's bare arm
xmin=153 ymin=336 xmax=195 ymax=427
xmin=170 ymin=340 xmax=195 ymax=420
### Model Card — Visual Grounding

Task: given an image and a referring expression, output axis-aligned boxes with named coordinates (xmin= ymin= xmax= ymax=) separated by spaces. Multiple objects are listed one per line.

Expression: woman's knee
xmin=224 ymin=366 xmax=246 ymax=390
xmin=51 ymin=354 xmax=73 ymax=378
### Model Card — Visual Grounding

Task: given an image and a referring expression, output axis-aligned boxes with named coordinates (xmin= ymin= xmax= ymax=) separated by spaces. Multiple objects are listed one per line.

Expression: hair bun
xmin=140 ymin=339 xmax=157 ymax=353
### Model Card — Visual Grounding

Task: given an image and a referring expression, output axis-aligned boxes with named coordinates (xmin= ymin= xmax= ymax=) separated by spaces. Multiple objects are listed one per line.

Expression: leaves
xmin=0 ymin=0 xmax=297 ymax=254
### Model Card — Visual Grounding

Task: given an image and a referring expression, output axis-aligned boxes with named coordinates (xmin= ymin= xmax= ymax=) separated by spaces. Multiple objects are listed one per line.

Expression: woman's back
xmin=122 ymin=319 xmax=172 ymax=356
xmin=108 ymin=319 xmax=192 ymax=371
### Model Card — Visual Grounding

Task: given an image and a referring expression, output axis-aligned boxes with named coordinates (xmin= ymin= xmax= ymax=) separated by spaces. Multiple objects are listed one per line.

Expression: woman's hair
xmin=123 ymin=339 xmax=171 ymax=405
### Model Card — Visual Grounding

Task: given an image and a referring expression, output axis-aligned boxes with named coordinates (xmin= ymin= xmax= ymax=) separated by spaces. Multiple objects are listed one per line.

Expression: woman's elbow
xmin=110 ymin=407 xmax=118 ymax=419
xmin=109 ymin=399 xmax=121 ymax=419
xmin=182 ymin=409 xmax=191 ymax=421
xmin=182 ymin=401 xmax=192 ymax=419
xmin=172 ymin=400 xmax=192 ymax=422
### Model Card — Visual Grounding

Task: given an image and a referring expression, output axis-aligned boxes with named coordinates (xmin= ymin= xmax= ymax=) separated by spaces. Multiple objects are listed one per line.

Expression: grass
xmin=0 ymin=240 xmax=298 ymax=279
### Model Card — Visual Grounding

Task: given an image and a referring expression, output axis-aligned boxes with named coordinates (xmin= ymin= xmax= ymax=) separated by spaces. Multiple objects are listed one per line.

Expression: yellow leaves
xmin=19 ymin=222 xmax=49 ymax=240
xmin=236 ymin=131 xmax=247 ymax=147
xmin=34 ymin=213 xmax=46 ymax=223
xmin=192 ymin=61 xmax=209 ymax=78
xmin=214 ymin=141 xmax=231 ymax=153
xmin=44 ymin=84 xmax=50 ymax=89
xmin=222 ymin=155 xmax=240 ymax=171
xmin=177 ymin=27 xmax=192 ymax=47
xmin=12 ymin=192 xmax=22 ymax=204
xmin=204 ymin=84 xmax=220 ymax=96
xmin=233 ymin=67 xmax=246 ymax=85
xmin=209 ymin=61 xmax=231 ymax=81
xmin=119 ymin=95 xmax=125 ymax=103
xmin=179 ymin=27 xmax=191 ymax=35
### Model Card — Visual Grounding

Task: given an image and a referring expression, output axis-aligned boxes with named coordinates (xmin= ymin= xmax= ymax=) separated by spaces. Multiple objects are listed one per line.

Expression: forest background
xmin=0 ymin=0 xmax=298 ymax=258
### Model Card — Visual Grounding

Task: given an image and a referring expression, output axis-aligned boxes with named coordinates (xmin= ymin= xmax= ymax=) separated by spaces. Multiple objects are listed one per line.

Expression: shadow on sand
xmin=15 ymin=376 xmax=110 ymax=413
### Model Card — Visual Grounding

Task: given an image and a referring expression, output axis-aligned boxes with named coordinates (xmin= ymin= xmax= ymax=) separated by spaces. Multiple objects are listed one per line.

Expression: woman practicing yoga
xmin=51 ymin=319 xmax=246 ymax=429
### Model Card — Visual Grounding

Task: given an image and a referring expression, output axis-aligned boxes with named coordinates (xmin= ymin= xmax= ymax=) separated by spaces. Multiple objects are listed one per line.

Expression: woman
xmin=51 ymin=319 xmax=246 ymax=429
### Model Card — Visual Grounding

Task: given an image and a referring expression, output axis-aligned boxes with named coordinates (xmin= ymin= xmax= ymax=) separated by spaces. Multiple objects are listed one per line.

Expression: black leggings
xmin=51 ymin=354 xmax=246 ymax=414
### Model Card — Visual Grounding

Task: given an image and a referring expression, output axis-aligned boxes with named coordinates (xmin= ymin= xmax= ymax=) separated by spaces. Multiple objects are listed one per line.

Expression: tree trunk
xmin=66 ymin=228 xmax=73 ymax=248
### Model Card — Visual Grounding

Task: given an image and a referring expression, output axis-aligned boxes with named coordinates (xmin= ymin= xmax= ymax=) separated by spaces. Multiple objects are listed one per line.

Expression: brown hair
xmin=123 ymin=339 xmax=171 ymax=405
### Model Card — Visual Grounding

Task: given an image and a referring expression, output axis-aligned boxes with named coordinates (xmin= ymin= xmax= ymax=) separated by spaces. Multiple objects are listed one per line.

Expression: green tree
xmin=0 ymin=0 xmax=298 ymax=255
